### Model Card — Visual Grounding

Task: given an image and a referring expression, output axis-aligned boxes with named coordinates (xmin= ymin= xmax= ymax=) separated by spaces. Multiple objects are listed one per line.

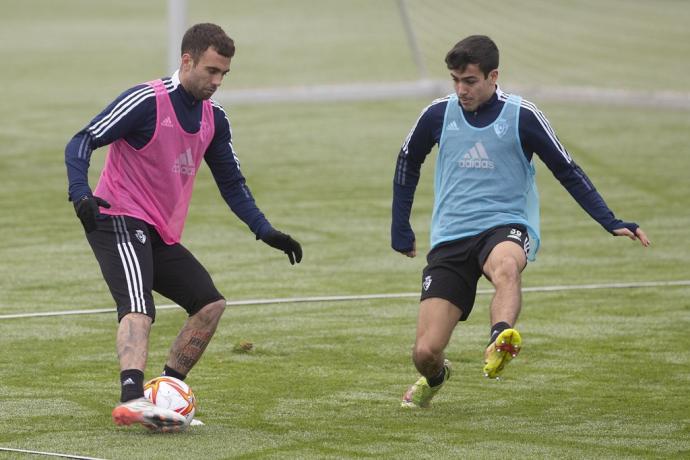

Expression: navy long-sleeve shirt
xmin=65 ymin=71 xmax=273 ymax=239
xmin=392 ymin=86 xmax=628 ymax=252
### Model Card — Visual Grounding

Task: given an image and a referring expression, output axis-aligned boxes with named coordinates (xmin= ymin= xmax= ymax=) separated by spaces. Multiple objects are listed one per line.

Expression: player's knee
xmin=492 ymin=256 xmax=522 ymax=285
xmin=195 ymin=299 xmax=226 ymax=321
xmin=204 ymin=298 xmax=226 ymax=313
xmin=118 ymin=310 xmax=154 ymax=324
xmin=209 ymin=298 xmax=226 ymax=311
xmin=412 ymin=342 xmax=443 ymax=368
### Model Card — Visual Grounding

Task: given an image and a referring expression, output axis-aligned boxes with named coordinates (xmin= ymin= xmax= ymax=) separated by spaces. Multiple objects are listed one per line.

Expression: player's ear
xmin=180 ymin=53 xmax=194 ymax=72
xmin=489 ymin=69 xmax=498 ymax=83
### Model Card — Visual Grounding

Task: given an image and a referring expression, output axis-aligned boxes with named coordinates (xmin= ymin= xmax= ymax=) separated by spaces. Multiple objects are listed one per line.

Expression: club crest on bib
xmin=199 ymin=120 xmax=211 ymax=142
xmin=493 ymin=118 xmax=509 ymax=138
xmin=135 ymin=229 xmax=147 ymax=244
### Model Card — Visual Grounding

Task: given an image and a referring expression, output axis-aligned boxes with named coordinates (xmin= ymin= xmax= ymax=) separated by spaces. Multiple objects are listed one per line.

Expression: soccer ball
xmin=144 ymin=376 xmax=196 ymax=427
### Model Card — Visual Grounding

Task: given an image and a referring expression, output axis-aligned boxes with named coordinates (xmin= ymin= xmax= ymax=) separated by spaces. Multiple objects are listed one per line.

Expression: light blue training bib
xmin=431 ymin=93 xmax=541 ymax=260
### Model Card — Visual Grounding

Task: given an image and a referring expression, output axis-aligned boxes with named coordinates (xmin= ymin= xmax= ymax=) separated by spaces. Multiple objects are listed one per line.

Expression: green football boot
xmin=401 ymin=359 xmax=452 ymax=408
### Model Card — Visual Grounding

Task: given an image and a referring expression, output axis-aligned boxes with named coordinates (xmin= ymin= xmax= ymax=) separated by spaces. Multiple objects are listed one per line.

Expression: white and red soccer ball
xmin=144 ymin=376 xmax=196 ymax=427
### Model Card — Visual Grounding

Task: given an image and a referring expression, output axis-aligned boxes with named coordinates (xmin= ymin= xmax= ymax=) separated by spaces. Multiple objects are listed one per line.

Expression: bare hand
xmin=613 ymin=227 xmax=650 ymax=247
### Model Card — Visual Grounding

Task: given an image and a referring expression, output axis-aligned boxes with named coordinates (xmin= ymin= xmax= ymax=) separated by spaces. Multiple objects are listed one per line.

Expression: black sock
xmin=427 ymin=365 xmax=446 ymax=387
xmin=488 ymin=321 xmax=511 ymax=347
xmin=120 ymin=369 xmax=145 ymax=403
xmin=163 ymin=365 xmax=186 ymax=381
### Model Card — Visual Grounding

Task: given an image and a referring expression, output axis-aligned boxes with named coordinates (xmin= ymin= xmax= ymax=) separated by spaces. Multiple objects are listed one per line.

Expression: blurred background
xmin=4 ymin=0 xmax=689 ymax=104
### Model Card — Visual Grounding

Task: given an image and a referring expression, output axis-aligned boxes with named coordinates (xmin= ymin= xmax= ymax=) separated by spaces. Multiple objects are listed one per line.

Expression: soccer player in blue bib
xmin=393 ymin=35 xmax=650 ymax=408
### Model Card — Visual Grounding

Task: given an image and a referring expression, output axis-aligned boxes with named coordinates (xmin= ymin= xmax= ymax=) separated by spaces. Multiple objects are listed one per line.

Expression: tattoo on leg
xmin=167 ymin=302 xmax=224 ymax=374
xmin=172 ymin=331 xmax=212 ymax=373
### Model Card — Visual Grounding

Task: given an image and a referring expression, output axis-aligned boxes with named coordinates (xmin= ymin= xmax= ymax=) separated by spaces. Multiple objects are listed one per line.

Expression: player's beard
xmin=190 ymin=84 xmax=216 ymax=101
xmin=201 ymin=86 xmax=217 ymax=99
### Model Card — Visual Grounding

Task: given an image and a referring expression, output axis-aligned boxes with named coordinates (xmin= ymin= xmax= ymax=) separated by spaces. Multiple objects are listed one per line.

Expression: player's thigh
xmin=482 ymin=241 xmax=527 ymax=283
xmin=86 ymin=215 xmax=155 ymax=321
xmin=151 ymin=241 xmax=224 ymax=315
xmin=479 ymin=225 xmax=528 ymax=281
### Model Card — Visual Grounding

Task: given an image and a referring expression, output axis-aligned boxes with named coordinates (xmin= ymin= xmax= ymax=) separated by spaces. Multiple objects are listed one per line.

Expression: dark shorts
xmin=420 ymin=224 xmax=529 ymax=321
xmin=86 ymin=215 xmax=224 ymax=322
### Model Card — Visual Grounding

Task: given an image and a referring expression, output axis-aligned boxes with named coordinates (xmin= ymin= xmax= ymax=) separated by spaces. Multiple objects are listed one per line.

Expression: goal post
xmin=166 ymin=0 xmax=428 ymax=82
xmin=396 ymin=0 xmax=429 ymax=80
xmin=165 ymin=0 xmax=447 ymax=102
xmin=167 ymin=0 xmax=187 ymax=74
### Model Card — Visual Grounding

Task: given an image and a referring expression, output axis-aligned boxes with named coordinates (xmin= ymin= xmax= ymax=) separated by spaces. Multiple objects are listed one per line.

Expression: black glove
xmin=74 ymin=195 xmax=111 ymax=233
xmin=260 ymin=229 xmax=302 ymax=265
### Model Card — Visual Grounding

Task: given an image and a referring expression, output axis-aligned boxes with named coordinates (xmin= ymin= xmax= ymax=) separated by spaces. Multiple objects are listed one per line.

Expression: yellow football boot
xmin=483 ymin=328 xmax=522 ymax=379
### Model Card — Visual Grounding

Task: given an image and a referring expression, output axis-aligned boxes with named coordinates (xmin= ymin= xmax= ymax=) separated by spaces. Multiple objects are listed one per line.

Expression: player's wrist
xmin=254 ymin=223 xmax=275 ymax=241
xmin=69 ymin=189 xmax=93 ymax=203
xmin=606 ymin=219 xmax=639 ymax=235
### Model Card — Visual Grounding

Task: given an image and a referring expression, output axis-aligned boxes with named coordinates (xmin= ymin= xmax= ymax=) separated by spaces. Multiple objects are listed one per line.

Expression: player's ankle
xmin=427 ymin=365 xmax=447 ymax=387
xmin=163 ymin=365 xmax=186 ymax=381
xmin=120 ymin=369 xmax=145 ymax=402
xmin=488 ymin=321 xmax=511 ymax=346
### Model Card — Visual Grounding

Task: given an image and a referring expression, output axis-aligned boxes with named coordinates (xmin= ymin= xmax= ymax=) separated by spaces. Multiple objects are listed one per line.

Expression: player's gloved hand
xmin=74 ymin=195 xmax=111 ymax=233
xmin=391 ymin=225 xmax=416 ymax=257
xmin=609 ymin=220 xmax=639 ymax=235
xmin=259 ymin=229 xmax=302 ymax=265
xmin=609 ymin=220 xmax=651 ymax=247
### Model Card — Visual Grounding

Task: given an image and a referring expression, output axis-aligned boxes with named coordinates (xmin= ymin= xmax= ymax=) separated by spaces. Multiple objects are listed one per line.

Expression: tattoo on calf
xmin=174 ymin=331 xmax=212 ymax=372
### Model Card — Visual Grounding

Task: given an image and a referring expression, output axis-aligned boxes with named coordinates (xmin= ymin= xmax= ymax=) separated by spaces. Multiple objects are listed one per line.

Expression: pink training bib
xmin=94 ymin=79 xmax=215 ymax=243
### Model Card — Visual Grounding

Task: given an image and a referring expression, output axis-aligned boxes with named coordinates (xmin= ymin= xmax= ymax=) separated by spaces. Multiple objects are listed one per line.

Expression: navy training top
xmin=392 ymin=86 xmax=629 ymax=253
xmin=65 ymin=71 xmax=273 ymax=239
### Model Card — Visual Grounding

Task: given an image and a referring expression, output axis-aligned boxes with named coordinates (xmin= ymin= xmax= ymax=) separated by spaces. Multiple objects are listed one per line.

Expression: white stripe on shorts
xmin=112 ymin=216 xmax=147 ymax=314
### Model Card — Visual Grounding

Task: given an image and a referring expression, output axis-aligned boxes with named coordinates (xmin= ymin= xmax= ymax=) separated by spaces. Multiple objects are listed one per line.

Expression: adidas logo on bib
xmin=458 ymin=141 xmax=494 ymax=169
xmin=172 ymin=148 xmax=196 ymax=176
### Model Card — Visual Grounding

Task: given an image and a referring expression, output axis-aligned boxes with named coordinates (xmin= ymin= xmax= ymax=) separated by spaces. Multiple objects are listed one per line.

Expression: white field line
xmin=216 ymin=79 xmax=690 ymax=110
xmin=0 ymin=446 xmax=107 ymax=460
xmin=1 ymin=280 xmax=689 ymax=321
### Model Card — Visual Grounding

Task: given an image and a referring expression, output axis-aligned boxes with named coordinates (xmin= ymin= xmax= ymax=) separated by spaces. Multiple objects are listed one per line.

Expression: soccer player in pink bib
xmin=65 ymin=23 xmax=302 ymax=431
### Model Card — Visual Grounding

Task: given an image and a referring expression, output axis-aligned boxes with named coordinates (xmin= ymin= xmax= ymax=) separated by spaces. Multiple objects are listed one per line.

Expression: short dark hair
xmin=181 ymin=23 xmax=235 ymax=62
xmin=445 ymin=35 xmax=499 ymax=77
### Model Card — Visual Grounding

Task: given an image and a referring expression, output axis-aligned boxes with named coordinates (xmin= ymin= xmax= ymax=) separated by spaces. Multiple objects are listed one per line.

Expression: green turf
xmin=1 ymin=288 xmax=689 ymax=458
xmin=1 ymin=0 xmax=689 ymax=458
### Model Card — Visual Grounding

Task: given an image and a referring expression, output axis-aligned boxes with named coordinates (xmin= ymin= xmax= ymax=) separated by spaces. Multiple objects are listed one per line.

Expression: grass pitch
xmin=1 ymin=287 xmax=689 ymax=458
xmin=1 ymin=1 xmax=690 ymax=459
